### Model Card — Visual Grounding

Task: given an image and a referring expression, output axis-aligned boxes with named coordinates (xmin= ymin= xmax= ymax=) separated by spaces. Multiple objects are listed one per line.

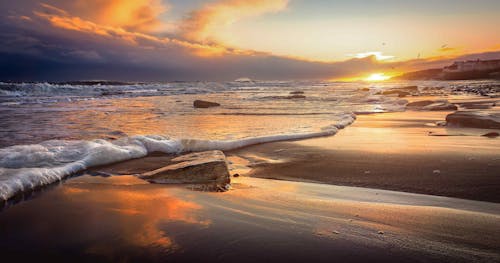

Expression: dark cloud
xmin=0 ymin=1 xmax=499 ymax=82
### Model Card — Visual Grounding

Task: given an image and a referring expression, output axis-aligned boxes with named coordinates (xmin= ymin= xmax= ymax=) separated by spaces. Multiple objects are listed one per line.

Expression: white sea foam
xmin=0 ymin=114 xmax=355 ymax=201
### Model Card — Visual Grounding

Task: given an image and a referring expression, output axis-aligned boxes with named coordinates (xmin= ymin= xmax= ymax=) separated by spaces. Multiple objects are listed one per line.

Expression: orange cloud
xmin=34 ymin=3 xmax=249 ymax=57
xmin=181 ymin=0 xmax=289 ymax=43
xmin=55 ymin=0 xmax=170 ymax=33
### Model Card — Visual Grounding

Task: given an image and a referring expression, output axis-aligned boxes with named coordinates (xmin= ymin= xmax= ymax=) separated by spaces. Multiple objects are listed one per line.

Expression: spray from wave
xmin=0 ymin=114 xmax=356 ymax=201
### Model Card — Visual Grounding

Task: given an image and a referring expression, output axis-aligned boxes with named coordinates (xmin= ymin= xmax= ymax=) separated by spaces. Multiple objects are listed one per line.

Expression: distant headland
xmin=396 ymin=59 xmax=500 ymax=80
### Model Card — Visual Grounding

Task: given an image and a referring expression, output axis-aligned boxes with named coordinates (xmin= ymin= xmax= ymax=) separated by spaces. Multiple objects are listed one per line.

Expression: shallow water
xmin=0 ymin=79 xmax=498 ymax=201
xmin=0 ymin=79 xmax=496 ymax=146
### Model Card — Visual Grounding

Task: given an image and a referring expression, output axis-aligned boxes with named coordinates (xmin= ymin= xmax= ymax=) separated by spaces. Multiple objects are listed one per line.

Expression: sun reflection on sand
xmin=60 ymin=176 xmax=211 ymax=256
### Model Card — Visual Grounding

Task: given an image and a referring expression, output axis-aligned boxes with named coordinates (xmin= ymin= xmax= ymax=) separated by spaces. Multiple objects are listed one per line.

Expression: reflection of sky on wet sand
xmin=67 ymin=177 xmax=210 ymax=254
xmin=0 ymin=175 xmax=499 ymax=261
xmin=4 ymin=175 xmax=211 ymax=260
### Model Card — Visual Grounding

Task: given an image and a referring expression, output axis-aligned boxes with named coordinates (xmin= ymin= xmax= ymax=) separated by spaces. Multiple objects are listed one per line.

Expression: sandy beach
xmin=1 ymin=101 xmax=499 ymax=262
xmin=229 ymin=110 xmax=500 ymax=202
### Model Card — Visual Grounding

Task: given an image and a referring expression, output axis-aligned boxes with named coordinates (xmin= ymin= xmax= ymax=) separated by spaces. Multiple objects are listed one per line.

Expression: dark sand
xmin=1 ymin=175 xmax=499 ymax=263
xmin=228 ymin=110 xmax=500 ymax=202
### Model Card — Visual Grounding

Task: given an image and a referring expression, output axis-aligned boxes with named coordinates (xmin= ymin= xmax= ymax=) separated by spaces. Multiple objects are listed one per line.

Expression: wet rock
xmin=459 ymin=102 xmax=493 ymax=109
xmin=482 ymin=132 xmax=500 ymax=138
xmin=407 ymin=100 xmax=457 ymax=111
xmin=287 ymin=94 xmax=306 ymax=99
xmin=382 ymin=90 xmax=410 ymax=97
xmin=406 ymin=100 xmax=435 ymax=107
xmin=423 ymin=101 xmax=458 ymax=111
xmin=193 ymin=100 xmax=220 ymax=108
xmin=446 ymin=111 xmax=500 ymax=129
xmin=401 ymin=85 xmax=419 ymax=92
xmin=139 ymin=150 xmax=231 ymax=188
xmin=433 ymin=169 xmax=441 ymax=175
xmin=436 ymin=121 xmax=447 ymax=126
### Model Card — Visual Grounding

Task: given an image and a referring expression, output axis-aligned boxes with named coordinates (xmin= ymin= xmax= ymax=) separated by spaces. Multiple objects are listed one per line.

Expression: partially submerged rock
xmin=193 ymin=100 xmax=221 ymax=108
xmin=138 ymin=150 xmax=231 ymax=190
xmin=401 ymin=85 xmax=419 ymax=92
xmin=287 ymin=94 xmax=306 ymax=99
xmin=446 ymin=111 xmax=500 ymax=129
xmin=382 ymin=90 xmax=410 ymax=97
xmin=482 ymin=132 xmax=499 ymax=138
xmin=407 ymin=100 xmax=457 ymax=111
xmin=459 ymin=102 xmax=494 ymax=110
xmin=406 ymin=100 xmax=435 ymax=107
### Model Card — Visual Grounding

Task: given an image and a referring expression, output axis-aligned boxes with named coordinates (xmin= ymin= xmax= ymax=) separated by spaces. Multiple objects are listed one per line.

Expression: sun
xmin=364 ymin=73 xmax=391 ymax=82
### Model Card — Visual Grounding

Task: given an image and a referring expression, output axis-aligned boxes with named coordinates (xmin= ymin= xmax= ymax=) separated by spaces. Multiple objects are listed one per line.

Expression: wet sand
xmin=229 ymin=110 xmax=500 ymax=202
xmin=0 ymin=175 xmax=499 ymax=262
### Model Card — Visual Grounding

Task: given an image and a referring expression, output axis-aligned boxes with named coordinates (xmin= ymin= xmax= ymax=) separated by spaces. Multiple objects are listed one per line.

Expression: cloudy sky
xmin=0 ymin=0 xmax=499 ymax=81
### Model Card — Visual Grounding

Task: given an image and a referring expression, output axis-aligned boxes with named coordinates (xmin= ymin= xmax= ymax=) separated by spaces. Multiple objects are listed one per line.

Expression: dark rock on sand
xmin=193 ymin=100 xmax=221 ymax=108
xmin=482 ymin=132 xmax=499 ymax=138
xmin=446 ymin=111 xmax=500 ymax=129
xmin=139 ymin=150 xmax=231 ymax=188
xmin=290 ymin=91 xmax=305 ymax=95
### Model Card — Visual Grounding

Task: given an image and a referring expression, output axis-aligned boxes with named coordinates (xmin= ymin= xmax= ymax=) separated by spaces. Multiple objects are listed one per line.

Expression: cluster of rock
xmin=450 ymin=84 xmax=500 ymax=98
xmin=379 ymin=85 xmax=500 ymax=133
xmin=138 ymin=150 xmax=232 ymax=192
xmin=445 ymin=111 xmax=500 ymax=129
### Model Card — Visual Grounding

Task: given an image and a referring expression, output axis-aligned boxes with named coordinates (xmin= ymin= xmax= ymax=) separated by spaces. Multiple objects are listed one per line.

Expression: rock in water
xmin=193 ymin=100 xmax=220 ymax=108
xmin=407 ymin=100 xmax=457 ymax=111
xmin=482 ymin=132 xmax=500 ymax=138
xmin=382 ymin=90 xmax=410 ymax=97
xmin=406 ymin=100 xmax=435 ymax=107
xmin=446 ymin=111 xmax=500 ymax=129
xmin=139 ymin=150 xmax=231 ymax=189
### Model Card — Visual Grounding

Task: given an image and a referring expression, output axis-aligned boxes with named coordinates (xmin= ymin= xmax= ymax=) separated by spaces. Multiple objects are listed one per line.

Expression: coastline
xmin=228 ymin=110 xmax=500 ymax=202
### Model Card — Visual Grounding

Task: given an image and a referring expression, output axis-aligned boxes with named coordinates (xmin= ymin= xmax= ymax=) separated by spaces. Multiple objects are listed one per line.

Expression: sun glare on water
xmin=365 ymin=73 xmax=391 ymax=81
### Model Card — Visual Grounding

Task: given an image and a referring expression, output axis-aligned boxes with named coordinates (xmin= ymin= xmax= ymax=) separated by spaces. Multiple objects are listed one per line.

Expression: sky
xmin=0 ymin=0 xmax=499 ymax=81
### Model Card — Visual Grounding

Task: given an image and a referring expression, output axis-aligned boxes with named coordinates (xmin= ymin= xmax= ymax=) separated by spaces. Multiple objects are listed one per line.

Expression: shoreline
xmin=228 ymin=109 xmax=500 ymax=202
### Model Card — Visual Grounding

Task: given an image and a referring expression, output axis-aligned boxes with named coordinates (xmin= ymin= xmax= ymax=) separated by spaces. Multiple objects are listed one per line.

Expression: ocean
xmin=0 ymin=79 xmax=498 ymax=201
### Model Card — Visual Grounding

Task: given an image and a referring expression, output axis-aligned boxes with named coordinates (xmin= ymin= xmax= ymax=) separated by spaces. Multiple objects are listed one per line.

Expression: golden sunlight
xmin=364 ymin=73 xmax=391 ymax=81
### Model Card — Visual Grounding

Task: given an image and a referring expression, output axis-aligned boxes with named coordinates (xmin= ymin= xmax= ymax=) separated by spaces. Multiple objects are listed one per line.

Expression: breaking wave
xmin=0 ymin=114 xmax=356 ymax=201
